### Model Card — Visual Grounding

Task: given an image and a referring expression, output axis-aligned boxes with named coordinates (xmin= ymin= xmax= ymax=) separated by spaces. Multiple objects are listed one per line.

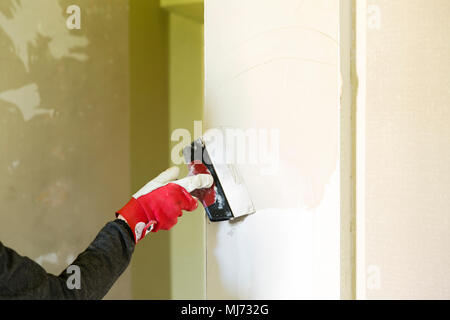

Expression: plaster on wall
xmin=0 ymin=84 xmax=54 ymax=121
xmin=205 ymin=0 xmax=341 ymax=299
xmin=0 ymin=0 xmax=88 ymax=72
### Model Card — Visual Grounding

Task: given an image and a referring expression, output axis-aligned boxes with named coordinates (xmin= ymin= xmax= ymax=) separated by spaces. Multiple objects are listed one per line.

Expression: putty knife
xmin=183 ymin=136 xmax=255 ymax=222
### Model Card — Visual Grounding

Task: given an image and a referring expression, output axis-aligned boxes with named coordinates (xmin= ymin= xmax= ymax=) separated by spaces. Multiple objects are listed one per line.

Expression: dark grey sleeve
xmin=0 ymin=219 xmax=135 ymax=300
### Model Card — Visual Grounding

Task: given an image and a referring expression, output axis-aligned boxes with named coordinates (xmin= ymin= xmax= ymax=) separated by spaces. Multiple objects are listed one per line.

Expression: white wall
xmin=204 ymin=0 xmax=342 ymax=299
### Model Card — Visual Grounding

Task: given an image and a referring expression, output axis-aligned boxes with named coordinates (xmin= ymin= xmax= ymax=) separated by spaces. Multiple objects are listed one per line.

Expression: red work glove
xmin=117 ymin=166 xmax=213 ymax=243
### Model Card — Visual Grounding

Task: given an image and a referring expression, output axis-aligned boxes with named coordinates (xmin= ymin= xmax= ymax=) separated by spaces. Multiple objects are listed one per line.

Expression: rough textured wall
xmin=205 ymin=0 xmax=340 ymax=299
xmin=0 ymin=0 xmax=130 ymax=299
xmin=357 ymin=0 xmax=450 ymax=299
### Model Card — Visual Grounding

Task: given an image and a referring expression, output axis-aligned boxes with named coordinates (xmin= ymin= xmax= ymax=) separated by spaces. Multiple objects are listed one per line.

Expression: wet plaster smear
xmin=204 ymin=0 xmax=340 ymax=299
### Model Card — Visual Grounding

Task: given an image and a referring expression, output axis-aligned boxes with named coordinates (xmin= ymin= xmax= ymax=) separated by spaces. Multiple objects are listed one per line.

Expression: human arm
xmin=0 ymin=219 xmax=134 ymax=300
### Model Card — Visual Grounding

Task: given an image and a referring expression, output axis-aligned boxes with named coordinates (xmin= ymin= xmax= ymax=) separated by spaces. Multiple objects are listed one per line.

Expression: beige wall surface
xmin=205 ymin=0 xmax=341 ymax=299
xmin=130 ymin=0 xmax=205 ymax=299
xmin=357 ymin=0 xmax=450 ymax=299
xmin=0 ymin=0 xmax=131 ymax=299
xmin=129 ymin=0 xmax=171 ymax=300
xmin=168 ymin=12 xmax=205 ymax=299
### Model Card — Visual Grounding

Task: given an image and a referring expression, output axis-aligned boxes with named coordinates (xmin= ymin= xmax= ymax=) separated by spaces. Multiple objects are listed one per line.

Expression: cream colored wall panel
xmin=356 ymin=0 xmax=450 ymax=299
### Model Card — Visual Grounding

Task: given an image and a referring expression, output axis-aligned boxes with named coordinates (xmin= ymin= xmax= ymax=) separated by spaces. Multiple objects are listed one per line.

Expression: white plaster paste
xmin=213 ymin=169 xmax=339 ymax=299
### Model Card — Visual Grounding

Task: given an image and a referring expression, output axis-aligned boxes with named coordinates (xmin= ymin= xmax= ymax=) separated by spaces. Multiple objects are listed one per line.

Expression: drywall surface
xmin=204 ymin=0 xmax=340 ymax=299
xmin=356 ymin=0 xmax=450 ymax=299
xmin=168 ymin=13 xmax=205 ymax=299
xmin=0 ymin=0 xmax=131 ymax=299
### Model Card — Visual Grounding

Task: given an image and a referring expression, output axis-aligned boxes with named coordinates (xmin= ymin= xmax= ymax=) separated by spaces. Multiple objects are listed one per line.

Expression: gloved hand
xmin=117 ymin=166 xmax=213 ymax=243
